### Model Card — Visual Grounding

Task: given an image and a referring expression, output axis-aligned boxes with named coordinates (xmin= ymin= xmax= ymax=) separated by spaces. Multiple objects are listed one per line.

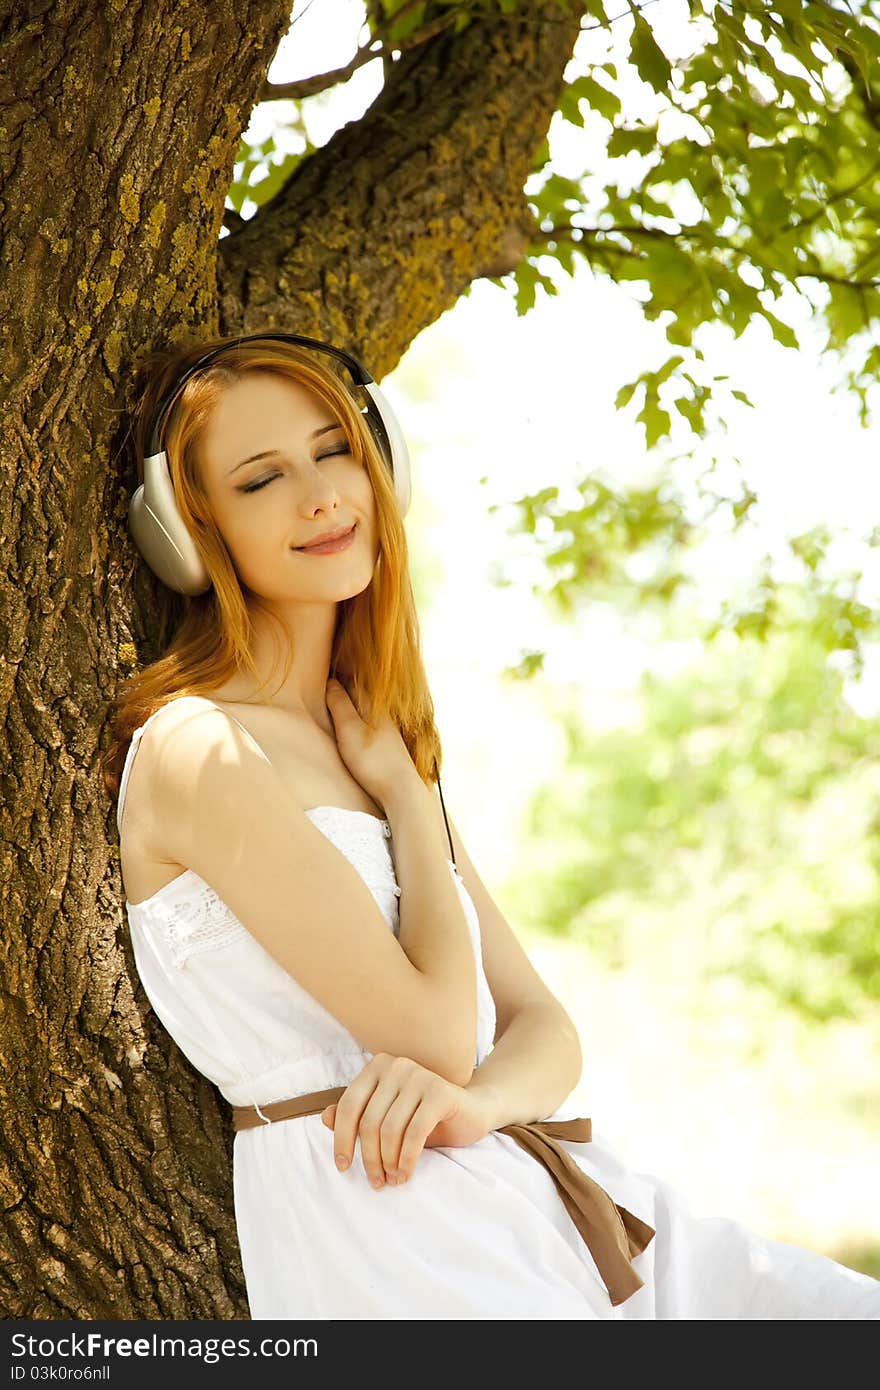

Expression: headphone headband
xmin=144 ymin=333 xmax=376 ymax=458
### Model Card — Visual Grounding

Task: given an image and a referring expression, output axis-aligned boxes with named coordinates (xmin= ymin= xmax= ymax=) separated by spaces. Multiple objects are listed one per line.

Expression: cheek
xmin=220 ymin=507 xmax=284 ymax=572
xmin=352 ymin=471 xmax=378 ymax=520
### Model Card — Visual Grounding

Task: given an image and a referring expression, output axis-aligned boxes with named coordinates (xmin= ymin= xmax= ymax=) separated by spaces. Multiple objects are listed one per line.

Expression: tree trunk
xmin=0 ymin=0 xmax=583 ymax=1317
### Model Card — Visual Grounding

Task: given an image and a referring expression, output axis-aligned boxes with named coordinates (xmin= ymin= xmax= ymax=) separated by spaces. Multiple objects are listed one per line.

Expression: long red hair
xmin=102 ymin=334 xmax=444 ymax=802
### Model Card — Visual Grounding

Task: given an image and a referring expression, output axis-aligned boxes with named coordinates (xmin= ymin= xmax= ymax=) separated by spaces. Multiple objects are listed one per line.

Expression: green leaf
xmin=511 ymin=260 xmax=558 ymax=315
xmin=762 ymin=309 xmax=799 ymax=350
xmin=387 ymin=2 xmax=426 ymax=42
xmin=636 ymin=393 xmax=672 ymax=447
xmin=606 ymin=124 xmax=658 ymax=158
xmin=558 ymin=81 xmax=587 ymax=128
xmin=571 ymin=71 xmax=621 ymax=124
xmin=629 ymin=14 xmax=673 ymax=93
xmin=537 ymin=171 xmax=586 ymax=218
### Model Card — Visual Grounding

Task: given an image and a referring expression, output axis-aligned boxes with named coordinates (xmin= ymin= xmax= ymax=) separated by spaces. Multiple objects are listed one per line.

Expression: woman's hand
xmin=320 ymin=1054 xmax=495 ymax=1189
xmin=325 ymin=678 xmax=421 ymax=810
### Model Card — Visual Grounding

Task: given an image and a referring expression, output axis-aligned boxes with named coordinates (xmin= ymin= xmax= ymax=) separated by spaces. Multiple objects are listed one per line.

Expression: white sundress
xmin=116 ymin=696 xmax=880 ymax=1320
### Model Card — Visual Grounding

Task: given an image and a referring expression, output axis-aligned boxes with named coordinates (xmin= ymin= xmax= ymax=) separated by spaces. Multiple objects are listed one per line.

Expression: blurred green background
xmin=391 ymin=293 xmax=880 ymax=1280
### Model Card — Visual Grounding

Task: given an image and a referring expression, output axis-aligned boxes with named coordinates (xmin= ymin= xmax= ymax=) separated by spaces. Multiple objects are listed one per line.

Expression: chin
xmin=349 ymin=568 xmax=376 ymax=597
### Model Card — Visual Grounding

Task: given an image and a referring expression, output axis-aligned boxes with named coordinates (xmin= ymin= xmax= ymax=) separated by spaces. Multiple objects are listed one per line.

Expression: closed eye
xmin=239 ymin=444 xmax=351 ymax=494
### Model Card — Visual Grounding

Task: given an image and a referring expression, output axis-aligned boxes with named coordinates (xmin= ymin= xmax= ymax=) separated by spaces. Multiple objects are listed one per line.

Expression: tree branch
xmin=222 ymin=207 xmax=247 ymax=233
xmin=257 ymin=0 xmax=662 ymax=105
xmin=257 ymin=0 xmax=467 ymax=103
xmin=218 ymin=1 xmax=585 ymax=377
xmin=533 ymin=221 xmax=880 ymax=290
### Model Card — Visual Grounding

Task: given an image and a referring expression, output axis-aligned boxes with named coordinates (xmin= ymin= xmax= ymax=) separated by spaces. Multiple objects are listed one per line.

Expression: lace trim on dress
xmin=159 ymin=881 xmax=251 ymax=970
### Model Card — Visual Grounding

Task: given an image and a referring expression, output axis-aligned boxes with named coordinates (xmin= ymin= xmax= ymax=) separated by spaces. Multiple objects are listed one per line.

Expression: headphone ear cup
xmin=129 ymin=454 xmax=212 ymax=596
xmin=360 ymin=382 xmax=411 ymax=518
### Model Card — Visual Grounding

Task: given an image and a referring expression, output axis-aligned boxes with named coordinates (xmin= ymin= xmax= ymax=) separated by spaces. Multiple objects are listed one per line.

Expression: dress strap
xmin=195 ymin=700 xmax=274 ymax=768
xmin=115 ymin=696 xmax=273 ymax=837
xmin=116 ymin=702 xmax=184 ymax=837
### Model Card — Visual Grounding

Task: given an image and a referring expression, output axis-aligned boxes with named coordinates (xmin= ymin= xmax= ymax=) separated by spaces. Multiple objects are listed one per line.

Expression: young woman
xmin=105 ymin=331 xmax=880 ymax=1320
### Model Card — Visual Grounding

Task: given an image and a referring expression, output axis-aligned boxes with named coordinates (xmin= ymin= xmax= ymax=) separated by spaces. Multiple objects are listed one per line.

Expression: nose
xmin=296 ymin=460 xmax=342 ymax=514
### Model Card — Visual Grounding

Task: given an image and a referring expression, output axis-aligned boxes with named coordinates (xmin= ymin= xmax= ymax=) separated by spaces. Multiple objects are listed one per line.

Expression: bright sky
xmin=235 ymin=0 xmax=880 ymax=880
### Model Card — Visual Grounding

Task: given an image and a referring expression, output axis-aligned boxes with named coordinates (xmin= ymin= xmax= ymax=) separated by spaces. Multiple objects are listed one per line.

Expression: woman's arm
xmin=385 ymin=773 xmax=479 ymax=1087
xmin=466 ymin=1001 xmax=583 ymax=1130
xmin=419 ymin=799 xmax=584 ymax=1129
xmin=147 ymin=704 xmax=477 ymax=1087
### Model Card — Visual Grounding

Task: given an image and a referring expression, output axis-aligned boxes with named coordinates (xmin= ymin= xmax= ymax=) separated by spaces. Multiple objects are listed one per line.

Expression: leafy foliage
xmin=230 ymin=0 xmax=880 ymax=421
xmin=516 ymin=0 xmax=880 ymax=435
xmin=505 ymin=603 xmax=880 ymax=1024
xmin=227 ymin=122 xmax=317 ymax=218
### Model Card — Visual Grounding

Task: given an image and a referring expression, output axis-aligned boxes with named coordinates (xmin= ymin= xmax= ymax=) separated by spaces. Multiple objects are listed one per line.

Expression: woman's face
xmin=196 ymin=371 xmax=380 ymax=601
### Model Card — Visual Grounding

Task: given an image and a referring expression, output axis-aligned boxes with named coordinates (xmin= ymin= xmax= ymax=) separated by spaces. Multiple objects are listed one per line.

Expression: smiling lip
xmin=295 ymin=523 xmax=356 ymax=555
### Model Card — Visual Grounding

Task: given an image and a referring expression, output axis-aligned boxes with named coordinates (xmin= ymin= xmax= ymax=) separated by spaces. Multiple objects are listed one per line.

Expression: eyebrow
xmin=227 ymin=422 xmax=344 ymax=476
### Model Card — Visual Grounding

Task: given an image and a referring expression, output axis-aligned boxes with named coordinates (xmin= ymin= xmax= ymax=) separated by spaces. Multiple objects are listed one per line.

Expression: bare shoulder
xmin=119 ymin=698 xmax=224 ymax=862
xmin=139 ymin=695 xmax=238 ymax=761
xmin=141 ymin=697 xmax=274 ymax=861
xmin=136 ymin=696 xmax=236 ymax=795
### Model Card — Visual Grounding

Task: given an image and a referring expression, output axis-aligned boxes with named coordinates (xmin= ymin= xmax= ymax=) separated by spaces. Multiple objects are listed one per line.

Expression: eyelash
xmin=240 ymin=445 xmax=351 ymax=494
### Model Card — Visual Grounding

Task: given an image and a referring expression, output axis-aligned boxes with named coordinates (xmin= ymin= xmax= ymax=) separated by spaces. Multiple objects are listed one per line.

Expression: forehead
xmin=198 ymin=371 xmax=338 ymax=469
xmin=204 ymin=370 xmax=330 ymax=423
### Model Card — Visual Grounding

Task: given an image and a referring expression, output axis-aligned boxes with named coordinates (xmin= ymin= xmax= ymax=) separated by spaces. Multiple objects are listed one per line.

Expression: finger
xmin=332 ymin=1075 xmax=380 ymax=1174
xmin=325 ymin=680 xmax=356 ymax=722
xmin=356 ymin=1085 xmax=402 ymax=1189
xmin=390 ymin=1099 xmax=441 ymax=1183
xmin=320 ymin=1104 xmax=336 ymax=1129
xmin=355 ymin=1068 xmax=421 ymax=1188
xmin=378 ymin=1089 xmax=423 ymax=1182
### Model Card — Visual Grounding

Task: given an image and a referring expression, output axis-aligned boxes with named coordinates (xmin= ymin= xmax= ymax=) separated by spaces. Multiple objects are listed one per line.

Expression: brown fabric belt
xmin=231 ymin=1084 xmax=655 ymax=1308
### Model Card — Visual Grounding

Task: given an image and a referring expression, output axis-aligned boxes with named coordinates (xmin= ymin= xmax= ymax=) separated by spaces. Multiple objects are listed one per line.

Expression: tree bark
xmin=0 ymin=0 xmax=583 ymax=1317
